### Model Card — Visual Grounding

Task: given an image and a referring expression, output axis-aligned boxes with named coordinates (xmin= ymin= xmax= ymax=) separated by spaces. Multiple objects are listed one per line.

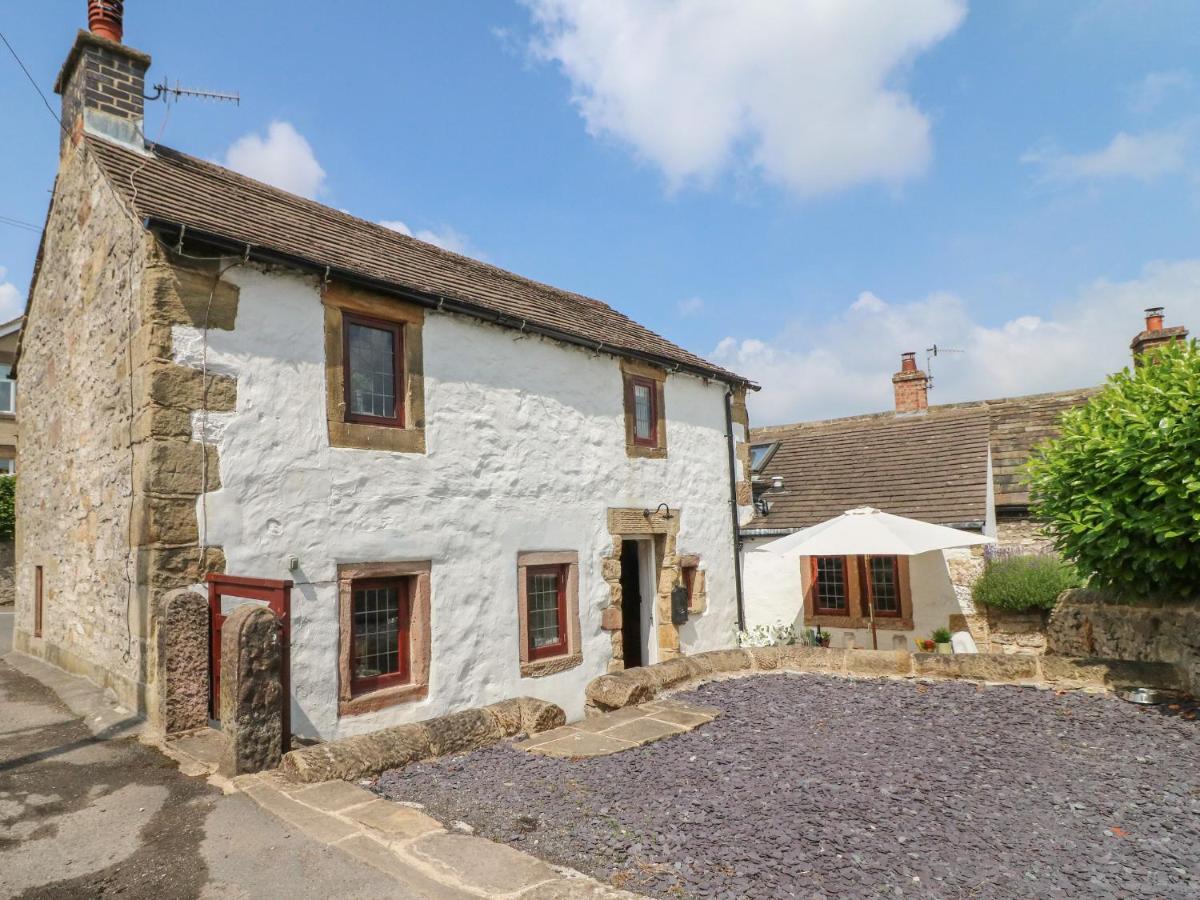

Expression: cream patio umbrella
xmin=756 ymin=506 xmax=995 ymax=649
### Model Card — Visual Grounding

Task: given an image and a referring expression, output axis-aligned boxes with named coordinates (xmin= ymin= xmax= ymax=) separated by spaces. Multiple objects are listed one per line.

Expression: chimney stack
xmin=1130 ymin=307 xmax=1189 ymax=366
xmin=892 ymin=352 xmax=929 ymax=414
xmin=54 ymin=1 xmax=151 ymax=155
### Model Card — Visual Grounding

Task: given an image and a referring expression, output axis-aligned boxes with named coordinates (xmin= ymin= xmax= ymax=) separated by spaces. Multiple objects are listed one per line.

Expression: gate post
xmin=218 ymin=604 xmax=283 ymax=776
xmin=154 ymin=588 xmax=209 ymax=736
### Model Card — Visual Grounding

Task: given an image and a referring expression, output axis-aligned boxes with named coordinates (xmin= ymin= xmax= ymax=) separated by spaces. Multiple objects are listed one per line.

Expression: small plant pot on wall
xmin=935 ymin=642 xmax=953 ymax=655
xmin=931 ymin=628 xmax=953 ymax=655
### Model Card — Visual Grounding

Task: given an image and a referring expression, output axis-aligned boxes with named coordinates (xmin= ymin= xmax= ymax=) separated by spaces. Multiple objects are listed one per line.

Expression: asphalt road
xmin=0 ymin=650 xmax=421 ymax=898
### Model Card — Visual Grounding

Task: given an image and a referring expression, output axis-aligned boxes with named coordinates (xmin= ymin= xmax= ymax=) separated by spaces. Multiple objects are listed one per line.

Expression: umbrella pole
xmin=869 ymin=602 xmax=878 ymax=650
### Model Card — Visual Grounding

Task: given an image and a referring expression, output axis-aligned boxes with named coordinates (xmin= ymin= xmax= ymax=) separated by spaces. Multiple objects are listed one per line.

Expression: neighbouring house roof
xmin=747 ymin=387 xmax=1098 ymax=533
xmin=0 ymin=317 xmax=22 ymax=339
xmin=84 ymin=137 xmax=753 ymax=388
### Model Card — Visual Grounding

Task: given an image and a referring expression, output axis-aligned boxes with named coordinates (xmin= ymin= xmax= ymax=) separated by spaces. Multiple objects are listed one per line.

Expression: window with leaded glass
xmin=813 ymin=556 xmax=848 ymax=612
xmin=526 ymin=564 xmax=568 ymax=660
xmin=350 ymin=577 xmax=410 ymax=694
xmin=343 ymin=313 xmax=404 ymax=427
xmin=868 ymin=556 xmax=900 ymax=615
xmin=631 ymin=377 xmax=657 ymax=445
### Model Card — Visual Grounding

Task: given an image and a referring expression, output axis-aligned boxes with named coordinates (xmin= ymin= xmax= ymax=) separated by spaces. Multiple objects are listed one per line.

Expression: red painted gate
xmin=208 ymin=573 xmax=292 ymax=752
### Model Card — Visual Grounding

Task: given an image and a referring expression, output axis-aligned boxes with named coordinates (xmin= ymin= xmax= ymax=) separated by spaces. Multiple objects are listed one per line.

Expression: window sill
xmin=329 ymin=419 xmax=425 ymax=454
xmin=626 ymin=443 xmax=667 ymax=460
xmin=338 ymin=681 xmax=429 ymax=717
xmin=520 ymin=651 xmax=583 ymax=679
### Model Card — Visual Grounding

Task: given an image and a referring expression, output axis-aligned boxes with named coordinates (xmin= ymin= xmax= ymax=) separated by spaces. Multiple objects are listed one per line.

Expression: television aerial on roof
xmin=146 ymin=80 xmax=240 ymax=105
xmin=925 ymin=343 xmax=964 ymax=391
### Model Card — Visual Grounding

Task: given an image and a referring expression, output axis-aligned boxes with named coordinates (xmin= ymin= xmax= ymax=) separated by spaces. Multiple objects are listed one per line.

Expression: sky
xmin=2 ymin=1 xmax=1199 ymax=424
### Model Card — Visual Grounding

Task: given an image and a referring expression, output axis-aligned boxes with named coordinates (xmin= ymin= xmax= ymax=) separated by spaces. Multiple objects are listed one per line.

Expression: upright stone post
xmin=218 ymin=604 xmax=283 ymax=776
xmin=154 ymin=588 xmax=210 ymax=736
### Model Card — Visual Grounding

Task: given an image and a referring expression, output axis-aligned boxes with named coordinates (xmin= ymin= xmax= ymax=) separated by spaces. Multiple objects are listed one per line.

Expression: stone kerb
xmin=584 ymin=646 xmax=1185 ymax=713
xmin=153 ymin=587 xmax=210 ymax=737
xmin=280 ymin=696 xmax=566 ymax=784
xmin=218 ymin=604 xmax=283 ymax=777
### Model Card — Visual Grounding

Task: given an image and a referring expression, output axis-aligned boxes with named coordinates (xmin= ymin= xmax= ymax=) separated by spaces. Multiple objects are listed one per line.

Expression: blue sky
xmin=2 ymin=1 xmax=1199 ymax=422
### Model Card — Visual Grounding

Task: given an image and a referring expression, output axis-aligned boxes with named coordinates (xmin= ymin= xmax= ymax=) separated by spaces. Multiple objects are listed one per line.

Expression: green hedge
xmin=0 ymin=476 xmax=12 ymax=542
xmin=972 ymin=555 xmax=1081 ymax=612
xmin=1027 ymin=340 xmax=1200 ymax=600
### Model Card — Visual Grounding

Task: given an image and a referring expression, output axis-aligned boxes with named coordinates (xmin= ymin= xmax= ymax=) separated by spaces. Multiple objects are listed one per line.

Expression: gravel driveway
xmin=374 ymin=674 xmax=1199 ymax=898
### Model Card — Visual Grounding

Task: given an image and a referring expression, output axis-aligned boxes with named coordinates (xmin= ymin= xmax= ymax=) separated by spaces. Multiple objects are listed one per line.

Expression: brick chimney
xmin=1130 ymin=307 xmax=1189 ymax=366
xmin=892 ymin=352 xmax=929 ymax=414
xmin=54 ymin=1 xmax=151 ymax=156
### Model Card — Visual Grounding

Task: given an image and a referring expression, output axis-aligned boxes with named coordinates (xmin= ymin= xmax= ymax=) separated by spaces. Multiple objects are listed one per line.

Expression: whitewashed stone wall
xmin=181 ymin=266 xmax=748 ymax=739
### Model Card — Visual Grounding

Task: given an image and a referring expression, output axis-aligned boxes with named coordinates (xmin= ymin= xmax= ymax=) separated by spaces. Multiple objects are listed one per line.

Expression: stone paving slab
xmin=515 ymin=698 xmax=719 ymax=758
xmin=234 ymin=771 xmax=643 ymax=898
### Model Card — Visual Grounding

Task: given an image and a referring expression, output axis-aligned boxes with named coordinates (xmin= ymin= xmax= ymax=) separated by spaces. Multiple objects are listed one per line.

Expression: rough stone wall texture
xmin=219 ymin=604 xmax=283 ymax=776
xmin=15 ymin=142 xmax=230 ymax=719
xmin=14 ymin=146 xmax=152 ymax=709
xmin=994 ymin=517 xmax=1054 ymax=554
xmin=1048 ymin=589 xmax=1200 ymax=695
xmin=0 ymin=539 xmax=14 ymax=605
xmin=954 ymin=607 xmax=1050 ymax=656
xmin=153 ymin=588 xmax=209 ymax=736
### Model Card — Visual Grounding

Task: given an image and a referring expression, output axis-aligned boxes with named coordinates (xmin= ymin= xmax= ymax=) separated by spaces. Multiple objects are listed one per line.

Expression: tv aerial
xmin=925 ymin=344 xmax=964 ymax=391
xmin=146 ymin=80 xmax=240 ymax=106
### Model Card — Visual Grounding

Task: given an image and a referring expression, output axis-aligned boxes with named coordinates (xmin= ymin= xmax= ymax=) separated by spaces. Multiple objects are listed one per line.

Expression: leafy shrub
xmin=0 ymin=476 xmax=13 ymax=541
xmin=971 ymin=555 xmax=1082 ymax=612
xmin=931 ymin=627 xmax=952 ymax=644
xmin=1027 ymin=340 xmax=1200 ymax=600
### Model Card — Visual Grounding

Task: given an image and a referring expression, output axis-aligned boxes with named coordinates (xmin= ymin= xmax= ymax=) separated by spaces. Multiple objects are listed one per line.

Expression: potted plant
xmin=915 ymin=638 xmax=936 ymax=653
xmin=932 ymin=627 xmax=953 ymax=655
xmin=814 ymin=628 xmax=831 ymax=648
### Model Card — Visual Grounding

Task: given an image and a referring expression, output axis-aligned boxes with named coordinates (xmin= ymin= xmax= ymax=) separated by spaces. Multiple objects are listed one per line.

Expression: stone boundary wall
xmin=585 ymin=646 xmax=1184 ymax=713
xmin=281 ymin=696 xmax=565 ymax=784
xmin=1049 ymin=588 xmax=1200 ymax=696
xmin=0 ymin=539 xmax=13 ymax=606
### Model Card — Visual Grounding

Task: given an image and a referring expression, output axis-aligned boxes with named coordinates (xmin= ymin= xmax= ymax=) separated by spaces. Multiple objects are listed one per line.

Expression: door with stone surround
xmin=619 ymin=540 xmax=644 ymax=668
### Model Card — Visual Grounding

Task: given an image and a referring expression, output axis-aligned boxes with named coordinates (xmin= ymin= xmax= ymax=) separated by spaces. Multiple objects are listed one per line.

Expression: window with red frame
xmin=867 ymin=556 xmax=901 ymax=616
xmin=526 ymin=564 xmax=568 ymax=659
xmin=813 ymin=556 xmax=849 ymax=613
xmin=344 ymin=313 xmax=405 ymax=427
xmin=350 ymin=577 xmax=410 ymax=695
xmin=629 ymin=376 xmax=658 ymax=445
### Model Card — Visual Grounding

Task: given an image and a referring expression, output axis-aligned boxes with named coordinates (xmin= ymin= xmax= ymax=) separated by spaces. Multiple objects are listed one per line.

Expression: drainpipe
xmin=724 ymin=391 xmax=747 ymax=632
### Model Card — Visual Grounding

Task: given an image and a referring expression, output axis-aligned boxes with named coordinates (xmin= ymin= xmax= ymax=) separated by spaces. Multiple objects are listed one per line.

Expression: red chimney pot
xmin=900 ymin=352 xmax=917 ymax=373
xmin=1144 ymin=307 xmax=1164 ymax=333
xmin=88 ymin=0 xmax=124 ymax=43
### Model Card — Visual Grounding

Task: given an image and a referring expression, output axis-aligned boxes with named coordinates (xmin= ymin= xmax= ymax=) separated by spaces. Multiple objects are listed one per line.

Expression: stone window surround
xmin=802 ymin=554 xmax=914 ymax=631
xmin=323 ymin=280 xmax=426 ymax=454
xmin=678 ymin=553 xmax=707 ymax=615
xmin=517 ymin=551 xmax=583 ymax=678
xmin=620 ymin=359 xmax=667 ymax=459
xmin=337 ymin=561 xmax=432 ymax=717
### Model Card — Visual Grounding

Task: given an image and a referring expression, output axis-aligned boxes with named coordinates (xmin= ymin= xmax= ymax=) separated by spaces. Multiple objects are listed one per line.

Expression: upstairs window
xmin=621 ymin=362 xmax=667 ymax=458
xmin=749 ymin=442 xmax=779 ymax=473
xmin=344 ymin=314 xmax=404 ymax=427
xmin=631 ymin=377 xmax=657 ymax=445
xmin=0 ymin=366 xmax=13 ymax=414
xmin=813 ymin=556 xmax=848 ymax=613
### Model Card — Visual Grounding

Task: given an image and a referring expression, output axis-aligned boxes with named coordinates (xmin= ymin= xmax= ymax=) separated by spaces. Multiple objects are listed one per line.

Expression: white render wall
xmin=176 ymin=265 xmax=745 ymax=739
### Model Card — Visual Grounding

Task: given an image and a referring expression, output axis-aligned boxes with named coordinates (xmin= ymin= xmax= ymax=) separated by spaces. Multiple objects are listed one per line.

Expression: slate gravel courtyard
xmin=374 ymin=674 xmax=1199 ymax=898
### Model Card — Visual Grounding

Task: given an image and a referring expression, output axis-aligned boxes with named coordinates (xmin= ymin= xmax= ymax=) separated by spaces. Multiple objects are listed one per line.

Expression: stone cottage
xmin=12 ymin=10 xmax=756 ymax=739
xmin=0 ymin=316 xmax=19 ymax=603
xmin=741 ymin=309 xmax=1188 ymax=652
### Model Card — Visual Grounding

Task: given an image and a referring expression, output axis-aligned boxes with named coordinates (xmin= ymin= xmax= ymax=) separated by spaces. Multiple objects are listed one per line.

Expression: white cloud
xmin=522 ymin=0 xmax=966 ymax=196
xmin=1021 ymin=127 xmax=1190 ymax=183
xmin=0 ymin=267 xmax=22 ymax=321
xmin=676 ymin=296 xmax=705 ymax=317
xmin=1125 ymin=70 xmax=1192 ymax=114
xmin=712 ymin=261 xmax=1200 ymax=425
xmin=379 ymin=220 xmax=471 ymax=255
xmin=223 ymin=121 xmax=326 ymax=198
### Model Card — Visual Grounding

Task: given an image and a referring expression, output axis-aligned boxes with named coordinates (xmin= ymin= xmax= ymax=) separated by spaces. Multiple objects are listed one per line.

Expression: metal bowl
xmin=1122 ymin=687 xmax=1165 ymax=705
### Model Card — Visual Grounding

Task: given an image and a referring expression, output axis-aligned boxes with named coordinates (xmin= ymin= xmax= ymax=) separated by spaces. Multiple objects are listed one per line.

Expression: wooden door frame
xmin=207 ymin=573 xmax=293 ymax=752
